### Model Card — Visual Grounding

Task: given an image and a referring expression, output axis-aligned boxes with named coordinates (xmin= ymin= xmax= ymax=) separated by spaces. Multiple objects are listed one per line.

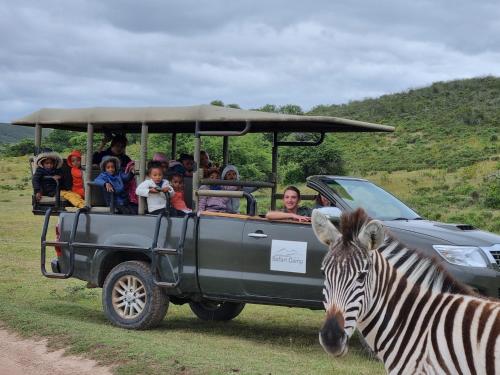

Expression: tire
xmin=189 ymin=300 xmax=245 ymax=321
xmin=102 ymin=260 xmax=168 ymax=329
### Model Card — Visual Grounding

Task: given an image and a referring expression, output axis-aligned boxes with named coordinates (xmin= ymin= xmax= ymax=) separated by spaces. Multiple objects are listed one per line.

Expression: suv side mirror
xmin=314 ymin=207 xmax=342 ymax=222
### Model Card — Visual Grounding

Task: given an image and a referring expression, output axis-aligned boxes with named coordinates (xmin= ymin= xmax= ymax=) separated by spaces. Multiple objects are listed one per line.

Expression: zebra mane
xmin=340 ymin=208 xmax=476 ymax=296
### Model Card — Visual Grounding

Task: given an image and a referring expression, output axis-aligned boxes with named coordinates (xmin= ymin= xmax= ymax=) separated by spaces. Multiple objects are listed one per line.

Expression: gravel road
xmin=0 ymin=328 xmax=113 ymax=375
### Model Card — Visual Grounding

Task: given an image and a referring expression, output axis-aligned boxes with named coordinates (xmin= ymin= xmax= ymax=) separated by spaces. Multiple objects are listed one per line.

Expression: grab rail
xmin=199 ymin=179 xmax=274 ymax=188
xmin=150 ymin=211 xmax=196 ymax=288
xmin=41 ymin=207 xmax=88 ymax=278
xmin=197 ymin=189 xmax=256 ymax=216
xmin=196 ymin=120 xmax=251 ymax=137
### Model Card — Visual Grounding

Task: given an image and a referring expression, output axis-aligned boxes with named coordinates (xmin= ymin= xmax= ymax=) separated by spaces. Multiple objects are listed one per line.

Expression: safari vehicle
xmin=12 ymin=105 xmax=500 ymax=329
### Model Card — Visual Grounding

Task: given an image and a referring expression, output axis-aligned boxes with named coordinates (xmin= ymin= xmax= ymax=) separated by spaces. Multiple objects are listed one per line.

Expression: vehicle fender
xmin=89 ymin=234 xmax=153 ymax=287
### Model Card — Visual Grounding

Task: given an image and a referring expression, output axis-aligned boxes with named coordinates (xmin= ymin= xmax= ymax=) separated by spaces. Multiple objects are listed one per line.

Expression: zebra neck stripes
xmin=358 ymin=243 xmax=500 ymax=375
xmin=312 ymin=208 xmax=499 ymax=375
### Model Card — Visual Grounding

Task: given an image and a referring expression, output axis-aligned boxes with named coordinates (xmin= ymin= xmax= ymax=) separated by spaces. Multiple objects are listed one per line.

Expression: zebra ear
xmin=312 ymin=210 xmax=340 ymax=246
xmin=358 ymin=220 xmax=385 ymax=250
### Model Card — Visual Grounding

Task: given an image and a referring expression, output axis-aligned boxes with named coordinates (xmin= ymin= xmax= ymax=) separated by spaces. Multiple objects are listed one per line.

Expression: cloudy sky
xmin=1 ymin=0 xmax=499 ymax=122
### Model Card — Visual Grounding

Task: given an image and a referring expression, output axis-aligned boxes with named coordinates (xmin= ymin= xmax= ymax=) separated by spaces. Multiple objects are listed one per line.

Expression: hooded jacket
xmin=220 ymin=165 xmax=257 ymax=214
xmin=65 ymin=150 xmax=84 ymax=198
xmin=94 ymin=156 xmax=133 ymax=206
xmin=32 ymin=152 xmax=63 ymax=196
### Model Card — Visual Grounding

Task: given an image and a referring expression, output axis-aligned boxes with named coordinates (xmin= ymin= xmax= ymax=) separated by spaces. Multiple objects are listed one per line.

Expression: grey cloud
xmin=1 ymin=1 xmax=500 ymax=122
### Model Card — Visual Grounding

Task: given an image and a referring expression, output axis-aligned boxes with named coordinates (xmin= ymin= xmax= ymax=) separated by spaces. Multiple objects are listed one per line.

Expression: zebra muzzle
xmin=319 ymin=315 xmax=348 ymax=357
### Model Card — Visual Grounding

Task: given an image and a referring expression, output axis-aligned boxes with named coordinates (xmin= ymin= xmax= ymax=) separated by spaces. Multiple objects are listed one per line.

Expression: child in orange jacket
xmin=60 ymin=150 xmax=85 ymax=208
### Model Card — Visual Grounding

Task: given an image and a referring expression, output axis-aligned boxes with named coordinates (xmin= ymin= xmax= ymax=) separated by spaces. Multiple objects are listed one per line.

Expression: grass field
xmin=0 ymin=156 xmax=385 ymax=374
xmin=0 ymin=155 xmax=498 ymax=374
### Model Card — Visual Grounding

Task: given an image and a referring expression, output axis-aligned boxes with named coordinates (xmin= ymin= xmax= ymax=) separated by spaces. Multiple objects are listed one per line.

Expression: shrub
xmin=0 ymin=138 xmax=35 ymax=156
xmin=483 ymin=180 xmax=500 ymax=209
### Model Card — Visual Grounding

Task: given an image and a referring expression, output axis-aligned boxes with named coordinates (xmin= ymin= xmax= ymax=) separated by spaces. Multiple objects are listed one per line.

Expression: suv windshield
xmin=324 ymin=178 xmax=421 ymax=221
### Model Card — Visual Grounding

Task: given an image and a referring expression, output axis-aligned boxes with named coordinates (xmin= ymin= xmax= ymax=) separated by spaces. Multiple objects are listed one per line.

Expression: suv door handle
xmin=248 ymin=232 xmax=268 ymax=239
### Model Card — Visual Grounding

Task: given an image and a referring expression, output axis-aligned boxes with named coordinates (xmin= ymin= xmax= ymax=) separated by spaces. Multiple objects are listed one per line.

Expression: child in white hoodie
xmin=135 ymin=161 xmax=174 ymax=214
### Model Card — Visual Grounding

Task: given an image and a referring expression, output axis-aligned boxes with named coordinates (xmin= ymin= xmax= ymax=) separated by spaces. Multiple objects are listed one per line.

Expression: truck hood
xmin=383 ymin=219 xmax=500 ymax=246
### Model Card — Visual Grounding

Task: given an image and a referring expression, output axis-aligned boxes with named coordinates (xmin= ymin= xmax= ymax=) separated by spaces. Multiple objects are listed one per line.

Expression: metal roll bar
xmin=199 ymin=179 xmax=274 ymax=188
xmin=197 ymin=189 xmax=256 ymax=216
xmin=196 ymin=120 xmax=251 ymax=137
xmin=41 ymin=207 xmax=88 ymax=278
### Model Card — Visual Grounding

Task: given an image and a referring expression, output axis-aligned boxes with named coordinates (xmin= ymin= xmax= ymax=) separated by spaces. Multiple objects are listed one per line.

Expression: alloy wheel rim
xmin=112 ymin=275 xmax=147 ymax=319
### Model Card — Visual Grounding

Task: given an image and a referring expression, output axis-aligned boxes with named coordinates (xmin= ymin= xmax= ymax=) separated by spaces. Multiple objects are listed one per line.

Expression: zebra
xmin=311 ymin=208 xmax=500 ymax=375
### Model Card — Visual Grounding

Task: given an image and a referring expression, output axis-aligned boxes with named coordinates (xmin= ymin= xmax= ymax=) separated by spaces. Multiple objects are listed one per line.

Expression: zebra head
xmin=312 ymin=208 xmax=385 ymax=357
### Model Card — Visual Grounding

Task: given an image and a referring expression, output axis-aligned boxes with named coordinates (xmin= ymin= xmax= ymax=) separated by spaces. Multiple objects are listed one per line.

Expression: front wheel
xmin=189 ymin=300 xmax=245 ymax=321
xmin=102 ymin=261 xmax=168 ymax=329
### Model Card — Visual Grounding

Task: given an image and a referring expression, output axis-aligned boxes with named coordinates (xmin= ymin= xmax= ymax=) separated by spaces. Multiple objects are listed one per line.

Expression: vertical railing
xmin=138 ymin=122 xmax=148 ymax=215
xmin=84 ymin=122 xmax=94 ymax=206
xmin=192 ymin=121 xmax=201 ymax=212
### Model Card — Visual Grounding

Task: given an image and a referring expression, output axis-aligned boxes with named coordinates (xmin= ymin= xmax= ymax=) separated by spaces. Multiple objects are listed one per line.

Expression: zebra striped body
xmin=312 ymin=208 xmax=500 ymax=375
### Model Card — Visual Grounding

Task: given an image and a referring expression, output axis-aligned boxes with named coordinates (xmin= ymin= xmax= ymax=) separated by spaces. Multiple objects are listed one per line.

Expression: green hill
xmin=0 ymin=123 xmax=34 ymax=144
xmin=309 ymin=76 xmax=500 ymax=174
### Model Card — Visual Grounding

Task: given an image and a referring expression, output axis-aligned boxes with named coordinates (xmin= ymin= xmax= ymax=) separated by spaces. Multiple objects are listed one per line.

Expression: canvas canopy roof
xmin=12 ymin=105 xmax=394 ymax=133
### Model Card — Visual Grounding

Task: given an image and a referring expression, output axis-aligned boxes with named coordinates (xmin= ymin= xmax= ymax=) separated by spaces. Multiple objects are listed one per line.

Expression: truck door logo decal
xmin=270 ymin=240 xmax=307 ymax=273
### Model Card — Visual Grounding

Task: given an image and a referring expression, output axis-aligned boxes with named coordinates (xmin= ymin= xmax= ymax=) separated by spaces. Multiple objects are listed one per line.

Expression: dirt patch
xmin=0 ymin=328 xmax=113 ymax=375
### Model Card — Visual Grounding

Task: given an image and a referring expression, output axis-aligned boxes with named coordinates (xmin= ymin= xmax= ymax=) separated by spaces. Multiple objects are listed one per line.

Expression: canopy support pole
xmin=222 ymin=136 xmax=229 ymax=166
xmin=171 ymin=133 xmax=177 ymax=160
xmin=271 ymin=132 xmax=278 ymax=210
xmin=138 ymin=122 xmax=148 ymax=215
xmin=34 ymin=123 xmax=42 ymax=154
xmin=84 ymin=123 xmax=94 ymax=206
xmin=193 ymin=121 xmax=201 ymax=212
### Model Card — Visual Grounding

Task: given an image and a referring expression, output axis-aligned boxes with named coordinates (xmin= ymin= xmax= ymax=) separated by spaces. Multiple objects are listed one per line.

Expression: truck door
xmin=197 ymin=214 xmax=246 ymax=296
xmin=241 ymin=219 xmax=325 ymax=305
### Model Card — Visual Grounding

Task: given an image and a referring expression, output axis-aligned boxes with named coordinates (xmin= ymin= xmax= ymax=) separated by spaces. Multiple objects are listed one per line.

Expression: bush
xmin=0 ymin=138 xmax=35 ymax=156
xmin=281 ymin=140 xmax=345 ymax=184
xmin=483 ymin=180 xmax=500 ymax=209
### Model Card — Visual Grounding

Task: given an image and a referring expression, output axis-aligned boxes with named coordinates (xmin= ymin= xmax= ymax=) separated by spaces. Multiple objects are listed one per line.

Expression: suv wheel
xmin=189 ymin=300 xmax=245 ymax=321
xmin=102 ymin=261 xmax=168 ymax=329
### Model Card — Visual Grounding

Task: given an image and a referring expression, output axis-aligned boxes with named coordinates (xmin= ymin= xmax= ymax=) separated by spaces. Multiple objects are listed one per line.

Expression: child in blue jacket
xmin=94 ymin=156 xmax=136 ymax=214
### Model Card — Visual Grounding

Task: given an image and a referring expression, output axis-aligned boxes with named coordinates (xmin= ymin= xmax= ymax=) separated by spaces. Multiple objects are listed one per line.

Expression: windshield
xmin=324 ymin=178 xmax=421 ymax=221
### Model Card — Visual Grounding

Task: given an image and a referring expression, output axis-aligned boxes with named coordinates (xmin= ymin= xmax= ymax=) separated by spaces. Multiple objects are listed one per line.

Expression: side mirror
xmin=314 ymin=207 xmax=342 ymax=222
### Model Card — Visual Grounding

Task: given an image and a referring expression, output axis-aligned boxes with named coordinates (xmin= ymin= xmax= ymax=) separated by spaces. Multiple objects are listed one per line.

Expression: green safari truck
xmin=12 ymin=106 xmax=499 ymax=329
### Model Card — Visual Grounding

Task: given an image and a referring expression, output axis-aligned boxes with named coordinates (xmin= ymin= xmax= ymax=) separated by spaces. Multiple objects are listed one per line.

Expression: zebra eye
xmin=356 ymin=271 xmax=367 ymax=283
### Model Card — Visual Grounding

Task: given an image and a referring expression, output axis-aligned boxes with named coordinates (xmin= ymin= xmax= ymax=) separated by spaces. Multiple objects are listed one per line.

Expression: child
xmin=60 ymin=150 xmax=85 ymax=208
xmin=221 ymin=164 xmax=257 ymax=214
xmin=124 ymin=160 xmax=138 ymax=206
xmin=168 ymin=172 xmax=192 ymax=215
xmin=94 ymin=156 xmax=136 ymax=214
xmin=198 ymin=168 xmax=237 ymax=212
xmin=32 ymin=152 xmax=63 ymax=202
xmin=152 ymin=152 xmax=169 ymax=176
xmin=168 ymin=153 xmax=194 ymax=177
xmin=135 ymin=161 xmax=174 ymax=215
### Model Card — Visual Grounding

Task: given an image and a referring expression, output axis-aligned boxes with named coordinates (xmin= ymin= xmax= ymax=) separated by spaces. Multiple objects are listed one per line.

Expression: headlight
xmin=432 ymin=245 xmax=489 ymax=268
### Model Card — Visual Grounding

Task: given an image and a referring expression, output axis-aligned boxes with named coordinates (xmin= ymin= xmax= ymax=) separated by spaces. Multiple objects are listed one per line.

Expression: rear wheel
xmin=102 ymin=261 xmax=168 ymax=329
xmin=189 ymin=300 xmax=245 ymax=321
